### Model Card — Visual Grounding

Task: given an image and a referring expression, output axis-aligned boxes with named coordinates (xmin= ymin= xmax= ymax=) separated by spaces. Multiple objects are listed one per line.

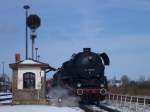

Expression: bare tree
xmin=121 ymin=75 xmax=129 ymax=86
xmin=139 ymin=75 xmax=145 ymax=82
xmin=121 ymin=75 xmax=129 ymax=94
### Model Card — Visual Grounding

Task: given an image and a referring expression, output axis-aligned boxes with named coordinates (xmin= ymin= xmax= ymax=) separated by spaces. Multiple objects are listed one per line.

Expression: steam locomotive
xmin=53 ymin=48 xmax=110 ymax=104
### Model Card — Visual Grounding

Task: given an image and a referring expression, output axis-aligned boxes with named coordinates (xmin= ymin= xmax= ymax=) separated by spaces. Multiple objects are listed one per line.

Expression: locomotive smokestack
xmin=83 ymin=48 xmax=91 ymax=52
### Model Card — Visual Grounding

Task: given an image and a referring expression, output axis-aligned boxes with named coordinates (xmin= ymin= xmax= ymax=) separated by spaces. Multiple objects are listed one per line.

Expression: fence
xmin=0 ymin=92 xmax=12 ymax=105
xmin=105 ymin=94 xmax=150 ymax=112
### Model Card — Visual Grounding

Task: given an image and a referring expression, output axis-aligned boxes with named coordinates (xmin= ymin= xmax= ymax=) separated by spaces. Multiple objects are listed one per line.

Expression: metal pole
xmin=37 ymin=55 xmax=40 ymax=61
xmin=31 ymin=32 xmax=36 ymax=60
xmin=32 ymin=37 xmax=34 ymax=59
xmin=35 ymin=48 xmax=38 ymax=60
xmin=31 ymin=36 xmax=34 ymax=59
xmin=2 ymin=62 xmax=4 ymax=75
xmin=23 ymin=5 xmax=30 ymax=59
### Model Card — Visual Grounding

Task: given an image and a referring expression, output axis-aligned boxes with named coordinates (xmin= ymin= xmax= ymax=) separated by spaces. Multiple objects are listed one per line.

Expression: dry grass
xmin=108 ymin=86 xmax=150 ymax=96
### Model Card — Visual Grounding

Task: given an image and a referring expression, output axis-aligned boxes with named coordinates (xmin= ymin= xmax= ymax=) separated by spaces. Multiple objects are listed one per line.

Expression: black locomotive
xmin=53 ymin=48 xmax=110 ymax=104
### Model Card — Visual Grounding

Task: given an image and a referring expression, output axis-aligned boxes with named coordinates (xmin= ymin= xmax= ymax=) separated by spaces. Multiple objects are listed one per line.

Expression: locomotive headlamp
xmin=88 ymin=56 xmax=92 ymax=60
xmin=77 ymin=83 xmax=81 ymax=87
xmin=100 ymin=84 xmax=104 ymax=88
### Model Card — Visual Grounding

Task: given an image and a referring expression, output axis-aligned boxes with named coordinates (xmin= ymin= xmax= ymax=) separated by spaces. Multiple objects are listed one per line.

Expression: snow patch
xmin=20 ymin=60 xmax=40 ymax=64
xmin=0 ymin=92 xmax=12 ymax=95
xmin=0 ymin=105 xmax=84 ymax=112
xmin=0 ymin=95 xmax=12 ymax=99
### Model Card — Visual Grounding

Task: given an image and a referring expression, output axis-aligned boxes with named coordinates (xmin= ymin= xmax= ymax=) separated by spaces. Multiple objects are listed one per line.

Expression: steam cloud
xmin=48 ymin=86 xmax=80 ymax=107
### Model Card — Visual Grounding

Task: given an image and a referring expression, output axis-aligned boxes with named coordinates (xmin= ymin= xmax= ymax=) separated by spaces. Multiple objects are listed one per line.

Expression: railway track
xmin=80 ymin=104 xmax=121 ymax=112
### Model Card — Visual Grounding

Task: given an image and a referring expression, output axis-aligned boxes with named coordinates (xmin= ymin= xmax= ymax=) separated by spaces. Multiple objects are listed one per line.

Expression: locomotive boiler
xmin=53 ymin=48 xmax=110 ymax=104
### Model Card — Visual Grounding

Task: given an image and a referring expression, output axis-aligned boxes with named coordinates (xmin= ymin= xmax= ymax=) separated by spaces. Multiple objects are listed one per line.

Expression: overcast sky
xmin=0 ymin=0 xmax=150 ymax=80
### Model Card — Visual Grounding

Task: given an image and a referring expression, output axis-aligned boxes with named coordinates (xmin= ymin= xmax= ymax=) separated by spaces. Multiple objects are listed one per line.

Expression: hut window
xmin=23 ymin=72 xmax=35 ymax=89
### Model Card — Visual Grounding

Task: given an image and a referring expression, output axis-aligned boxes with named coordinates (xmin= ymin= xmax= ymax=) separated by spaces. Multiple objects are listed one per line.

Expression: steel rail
xmin=80 ymin=104 xmax=121 ymax=112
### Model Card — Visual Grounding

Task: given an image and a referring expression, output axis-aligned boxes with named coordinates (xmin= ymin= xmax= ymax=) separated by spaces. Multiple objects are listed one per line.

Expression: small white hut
xmin=9 ymin=54 xmax=55 ymax=104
